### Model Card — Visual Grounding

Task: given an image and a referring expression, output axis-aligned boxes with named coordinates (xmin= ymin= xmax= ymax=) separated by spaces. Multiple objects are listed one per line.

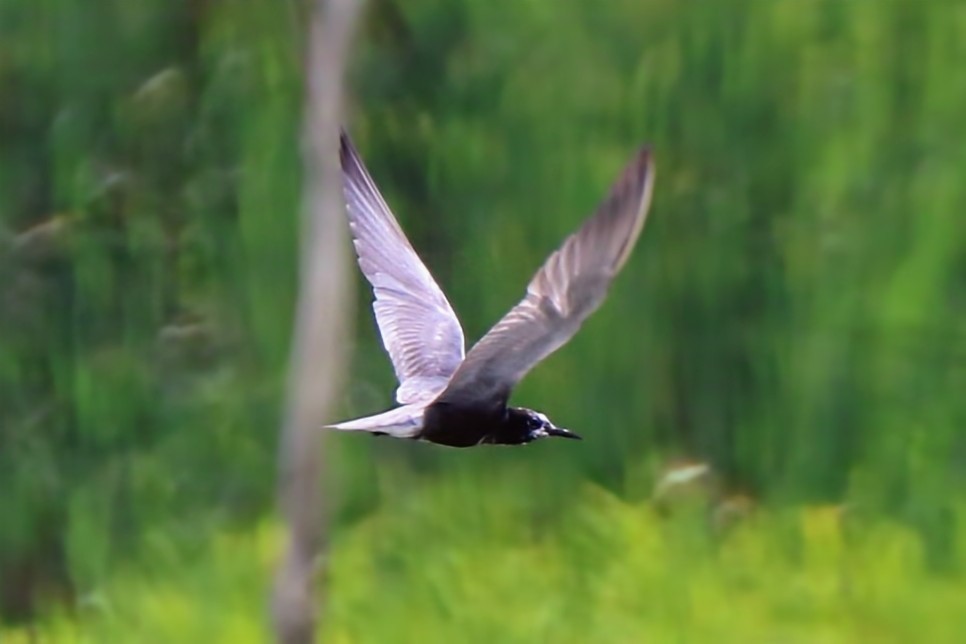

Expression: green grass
xmin=6 ymin=474 xmax=964 ymax=643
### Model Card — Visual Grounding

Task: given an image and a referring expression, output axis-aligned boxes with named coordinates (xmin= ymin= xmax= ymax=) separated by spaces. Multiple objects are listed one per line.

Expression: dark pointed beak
xmin=548 ymin=427 xmax=582 ymax=440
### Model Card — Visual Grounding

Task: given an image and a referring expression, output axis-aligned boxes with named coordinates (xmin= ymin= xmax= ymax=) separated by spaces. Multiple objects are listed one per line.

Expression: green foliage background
xmin=1 ymin=0 xmax=965 ymax=640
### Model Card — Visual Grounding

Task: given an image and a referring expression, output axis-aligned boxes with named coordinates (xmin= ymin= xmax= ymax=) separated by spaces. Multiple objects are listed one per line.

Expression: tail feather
xmin=326 ymin=405 xmax=425 ymax=438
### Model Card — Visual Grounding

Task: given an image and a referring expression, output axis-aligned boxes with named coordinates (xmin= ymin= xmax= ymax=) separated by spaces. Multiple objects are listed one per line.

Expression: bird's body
xmin=328 ymin=131 xmax=655 ymax=447
xmin=329 ymin=400 xmax=556 ymax=447
xmin=422 ymin=404 xmax=555 ymax=447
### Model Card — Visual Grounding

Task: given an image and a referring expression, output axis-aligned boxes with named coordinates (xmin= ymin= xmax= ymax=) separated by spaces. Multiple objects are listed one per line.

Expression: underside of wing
xmin=436 ymin=146 xmax=655 ymax=408
xmin=340 ymin=131 xmax=466 ymax=403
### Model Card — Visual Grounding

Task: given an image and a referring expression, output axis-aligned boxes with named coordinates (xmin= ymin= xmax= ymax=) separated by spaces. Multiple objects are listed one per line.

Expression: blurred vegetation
xmin=5 ymin=480 xmax=966 ymax=642
xmin=2 ymin=0 xmax=965 ymax=639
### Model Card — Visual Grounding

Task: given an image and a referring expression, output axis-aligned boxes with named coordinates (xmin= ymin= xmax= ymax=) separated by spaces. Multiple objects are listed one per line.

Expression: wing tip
xmin=340 ymin=127 xmax=380 ymax=202
xmin=610 ymin=144 xmax=655 ymax=207
xmin=632 ymin=144 xmax=655 ymax=183
xmin=609 ymin=143 xmax=656 ymax=271
xmin=339 ymin=127 xmax=358 ymax=174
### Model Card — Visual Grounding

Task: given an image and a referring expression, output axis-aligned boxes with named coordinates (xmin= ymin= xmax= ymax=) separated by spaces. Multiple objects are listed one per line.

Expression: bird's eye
xmin=528 ymin=416 xmax=542 ymax=430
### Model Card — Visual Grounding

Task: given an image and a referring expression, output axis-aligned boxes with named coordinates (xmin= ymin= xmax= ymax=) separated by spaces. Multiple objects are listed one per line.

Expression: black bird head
xmin=511 ymin=408 xmax=583 ymax=443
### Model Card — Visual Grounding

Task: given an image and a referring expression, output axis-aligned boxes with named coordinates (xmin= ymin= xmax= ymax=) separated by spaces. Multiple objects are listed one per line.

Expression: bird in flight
xmin=329 ymin=131 xmax=655 ymax=447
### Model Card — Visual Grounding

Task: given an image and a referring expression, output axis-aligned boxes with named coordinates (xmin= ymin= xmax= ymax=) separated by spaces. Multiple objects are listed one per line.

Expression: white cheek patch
xmin=535 ymin=412 xmax=550 ymax=425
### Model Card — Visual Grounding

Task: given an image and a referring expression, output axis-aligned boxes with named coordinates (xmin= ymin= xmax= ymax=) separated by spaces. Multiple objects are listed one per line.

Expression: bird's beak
xmin=547 ymin=427 xmax=582 ymax=440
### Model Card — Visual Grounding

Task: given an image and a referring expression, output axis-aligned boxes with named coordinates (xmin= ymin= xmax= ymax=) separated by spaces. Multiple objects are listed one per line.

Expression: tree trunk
xmin=271 ymin=0 xmax=362 ymax=641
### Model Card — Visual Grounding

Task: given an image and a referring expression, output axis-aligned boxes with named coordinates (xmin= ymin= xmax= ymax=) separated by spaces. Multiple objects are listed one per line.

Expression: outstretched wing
xmin=435 ymin=146 xmax=655 ymax=410
xmin=340 ymin=131 xmax=465 ymax=403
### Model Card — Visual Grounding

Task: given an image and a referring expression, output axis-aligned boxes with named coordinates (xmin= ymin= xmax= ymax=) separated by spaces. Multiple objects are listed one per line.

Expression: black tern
xmin=329 ymin=131 xmax=655 ymax=447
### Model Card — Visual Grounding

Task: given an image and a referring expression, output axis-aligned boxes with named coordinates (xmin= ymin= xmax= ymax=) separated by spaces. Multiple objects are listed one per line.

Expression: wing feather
xmin=340 ymin=131 xmax=465 ymax=403
xmin=435 ymin=146 xmax=655 ymax=409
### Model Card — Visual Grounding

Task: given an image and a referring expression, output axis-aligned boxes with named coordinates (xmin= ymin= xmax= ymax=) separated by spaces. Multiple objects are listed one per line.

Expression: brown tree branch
xmin=271 ymin=0 xmax=363 ymax=641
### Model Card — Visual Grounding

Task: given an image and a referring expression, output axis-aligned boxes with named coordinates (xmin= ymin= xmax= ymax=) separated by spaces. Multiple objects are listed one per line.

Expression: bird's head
xmin=513 ymin=408 xmax=582 ymax=443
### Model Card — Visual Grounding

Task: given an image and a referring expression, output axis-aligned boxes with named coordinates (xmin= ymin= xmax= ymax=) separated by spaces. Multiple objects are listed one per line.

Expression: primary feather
xmin=340 ymin=132 xmax=466 ymax=403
